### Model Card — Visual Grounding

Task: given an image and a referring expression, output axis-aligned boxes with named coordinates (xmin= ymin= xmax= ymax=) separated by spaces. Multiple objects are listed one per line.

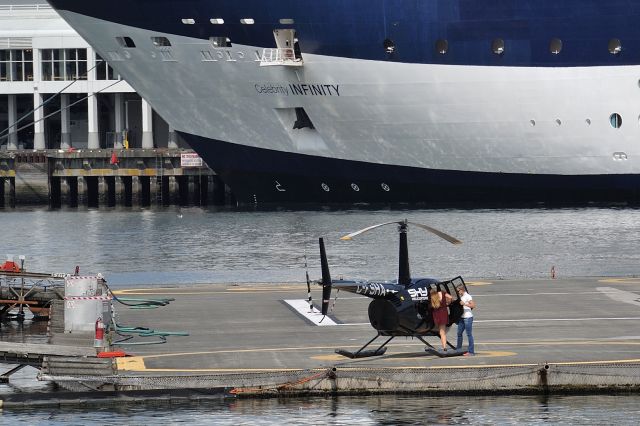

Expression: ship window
xmin=435 ymin=39 xmax=448 ymax=55
xmin=608 ymin=39 xmax=622 ymax=55
xmin=210 ymin=37 xmax=232 ymax=48
xmin=151 ymin=37 xmax=171 ymax=47
xmin=610 ymin=113 xmax=622 ymax=128
xmin=280 ymin=18 xmax=295 ymax=25
xmin=383 ymin=38 xmax=395 ymax=54
xmin=116 ymin=37 xmax=136 ymax=48
xmin=210 ymin=18 xmax=224 ymax=24
xmin=491 ymin=39 xmax=505 ymax=55
xmin=240 ymin=18 xmax=255 ymax=25
xmin=181 ymin=18 xmax=196 ymax=25
xmin=549 ymin=38 xmax=562 ymax=55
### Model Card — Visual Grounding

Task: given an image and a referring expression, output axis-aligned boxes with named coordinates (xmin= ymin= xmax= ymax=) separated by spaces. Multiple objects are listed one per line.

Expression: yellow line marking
xmin=599 ymin=278 xmax=640 ymax=285
xmin=310 ymin=351 xmax=517 ymax=362
xmin=116 ymin=356 xmax=146 ymax=371
xmin=466 ymin=281 xmax=493 ymax=286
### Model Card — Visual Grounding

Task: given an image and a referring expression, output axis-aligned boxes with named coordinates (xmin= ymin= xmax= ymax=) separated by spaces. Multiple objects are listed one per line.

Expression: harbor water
xmin=1 ymin=206 xmax=640 ymax=423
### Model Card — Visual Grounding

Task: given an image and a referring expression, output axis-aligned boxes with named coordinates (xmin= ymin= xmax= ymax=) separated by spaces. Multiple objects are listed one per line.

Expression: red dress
xmin=431 ymin=291 xmax=449 ymax=326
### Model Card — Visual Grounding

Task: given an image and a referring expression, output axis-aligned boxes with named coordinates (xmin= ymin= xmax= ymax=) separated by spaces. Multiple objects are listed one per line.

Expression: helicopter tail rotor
xmin=319 ymin=237 xmax=333 ymax=316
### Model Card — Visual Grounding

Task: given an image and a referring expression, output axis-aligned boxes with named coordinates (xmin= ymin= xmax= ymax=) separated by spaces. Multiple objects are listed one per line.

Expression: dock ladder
xmin=155 ymin=153 xmax=164 ymax=205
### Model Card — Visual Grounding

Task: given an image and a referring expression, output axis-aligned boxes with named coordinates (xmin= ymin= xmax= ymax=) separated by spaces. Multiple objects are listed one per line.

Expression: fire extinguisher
xmin=94 ymin=317 xmax=105 ymax=350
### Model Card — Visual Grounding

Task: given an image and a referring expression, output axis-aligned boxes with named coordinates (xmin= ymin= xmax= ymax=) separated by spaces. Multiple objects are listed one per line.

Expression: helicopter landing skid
xmin=423 ymin=338 xmax=466 ymax=358
xmin=335 ymin=347 xmax=388 ymax=359
xmin=335 ymin=333 xmax=393 ymax=358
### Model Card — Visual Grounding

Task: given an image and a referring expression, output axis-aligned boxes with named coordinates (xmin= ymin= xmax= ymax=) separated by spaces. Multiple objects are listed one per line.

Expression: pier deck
xmin=37 ymin=276 xmax=640 ymax=397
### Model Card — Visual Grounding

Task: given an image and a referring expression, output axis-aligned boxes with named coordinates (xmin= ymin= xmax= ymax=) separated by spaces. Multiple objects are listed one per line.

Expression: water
xmin=1 ymin=394 xmax=639 ymax=425
xmin=3 ymin=206 xmax=640 ymax=286
xmin=2 ymin=205 xmax=640 ymax=423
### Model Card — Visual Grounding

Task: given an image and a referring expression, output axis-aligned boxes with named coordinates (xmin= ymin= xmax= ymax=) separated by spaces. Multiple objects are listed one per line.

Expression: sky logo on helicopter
xmin=407 ymin=287 xmax=430 ymax=301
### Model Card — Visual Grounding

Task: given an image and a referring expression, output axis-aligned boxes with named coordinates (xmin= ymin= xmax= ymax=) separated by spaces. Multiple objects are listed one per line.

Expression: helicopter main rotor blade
xmin=340 ymin=221 xmax=402 ymax=240
xmin=407 ymin=222 xmax=462 ymax=245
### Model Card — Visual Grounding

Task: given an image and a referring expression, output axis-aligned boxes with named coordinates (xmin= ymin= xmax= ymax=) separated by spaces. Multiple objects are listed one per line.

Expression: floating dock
xmin=1 ymin=276 xmax=640 ymax=407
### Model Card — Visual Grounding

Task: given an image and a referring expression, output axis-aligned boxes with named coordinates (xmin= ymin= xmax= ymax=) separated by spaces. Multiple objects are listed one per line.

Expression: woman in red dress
xmin=430 ymin=288 xmax=452 ymax=351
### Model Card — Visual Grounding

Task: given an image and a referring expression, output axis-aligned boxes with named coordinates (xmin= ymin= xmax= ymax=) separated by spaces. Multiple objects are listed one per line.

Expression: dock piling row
xmin=1 ymin=149 xmax=233 ymax=208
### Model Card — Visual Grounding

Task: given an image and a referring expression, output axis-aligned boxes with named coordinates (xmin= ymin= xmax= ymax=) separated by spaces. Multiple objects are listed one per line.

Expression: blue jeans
xmin=456 ymin=317 xmax=474 ymax=354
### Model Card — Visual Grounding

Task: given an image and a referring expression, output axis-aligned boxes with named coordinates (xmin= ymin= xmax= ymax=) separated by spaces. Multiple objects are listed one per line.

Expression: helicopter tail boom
xmin=319 ymin=237 xmax=332 ymax=315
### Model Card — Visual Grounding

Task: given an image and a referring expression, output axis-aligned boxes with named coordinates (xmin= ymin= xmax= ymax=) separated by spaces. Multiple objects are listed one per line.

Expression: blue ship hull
xmin=47 ymin=0 xmax=640 ymax=67
xmin=46 ymin=0 xmax=640 ymax=205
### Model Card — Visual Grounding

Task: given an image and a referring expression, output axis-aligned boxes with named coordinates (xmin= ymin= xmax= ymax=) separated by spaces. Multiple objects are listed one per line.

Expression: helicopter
xmin=312 ymin=219 xmax=469 ymax=359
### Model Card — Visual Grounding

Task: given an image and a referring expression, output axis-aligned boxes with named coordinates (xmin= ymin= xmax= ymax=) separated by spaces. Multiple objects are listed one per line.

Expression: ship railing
xmin=260 ymin=48 xmax=304 ymax=67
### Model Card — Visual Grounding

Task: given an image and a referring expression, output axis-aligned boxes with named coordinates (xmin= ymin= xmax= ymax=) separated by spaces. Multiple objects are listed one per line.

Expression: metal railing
xmin=260 ymin=48 xmax=303 ymax=67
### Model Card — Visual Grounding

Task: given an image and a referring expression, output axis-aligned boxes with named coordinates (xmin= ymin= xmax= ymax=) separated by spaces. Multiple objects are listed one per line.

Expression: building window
xmin=0 ymin=49 xmax=33 ymax=81
xmin=96 ymin=54 xmax=117 ymax=80
xmin=41 ymin=48 xmax=88 ymax=81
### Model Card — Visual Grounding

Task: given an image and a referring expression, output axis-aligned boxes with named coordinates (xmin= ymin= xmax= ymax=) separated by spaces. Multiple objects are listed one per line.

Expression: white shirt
xmin=460 ymin=292 xmax=473 ymax=319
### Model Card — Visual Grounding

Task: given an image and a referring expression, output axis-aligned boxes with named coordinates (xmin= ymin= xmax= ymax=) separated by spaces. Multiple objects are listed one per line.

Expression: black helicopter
xmin=313 ymin=219 xmax=469 ymax=358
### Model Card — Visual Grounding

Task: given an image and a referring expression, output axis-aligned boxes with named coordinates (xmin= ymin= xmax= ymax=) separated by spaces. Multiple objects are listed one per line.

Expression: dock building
xmin=0 ymin=2 xmax=228 ymax=207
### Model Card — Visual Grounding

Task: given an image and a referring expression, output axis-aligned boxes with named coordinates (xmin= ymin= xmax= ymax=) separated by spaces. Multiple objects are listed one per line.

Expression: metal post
xmin=17 ymin=255 xmax=25 ymax=321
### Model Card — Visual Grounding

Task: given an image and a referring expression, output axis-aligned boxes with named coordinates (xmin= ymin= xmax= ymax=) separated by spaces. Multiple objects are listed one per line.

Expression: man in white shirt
xmin=456 ymin=284 xmax=475 ymax=356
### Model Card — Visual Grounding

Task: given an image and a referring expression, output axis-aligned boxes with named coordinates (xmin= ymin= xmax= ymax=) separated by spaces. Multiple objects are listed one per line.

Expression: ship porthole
xmin=321 ymin=183 xmax=330 ymax=192
xmin=435 ymin=39 xmax=448 ymax=55
xmin=530 ymin=119 xmax=536 ymax=126
xmin=586 ymin=118 xmax=592 ymax=125
xmin=610 ymin=113 xmax=622 ymax=128
xmin=383 ymin=38 xmax=395 ymax=54
xmin=381 ymin=183 xmax=390 ymax=192
xmin=549 ymin=38 xmax=563 ymax=55
xmin=608 ymin=39 xmax=622 ymax=55
xmin=556 ymin=119 xmax=562 ymax=126
xmin=491 ymin=38 xmax=505 ymax=56
xmin=351 ymin=183 xmax=360 ymax=192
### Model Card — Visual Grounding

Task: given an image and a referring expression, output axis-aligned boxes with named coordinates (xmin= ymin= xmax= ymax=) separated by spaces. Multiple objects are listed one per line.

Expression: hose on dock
xmin=102 ymin=281 xmax=175 ymax=309
xmin=112 ymin=323 xmax=189 ymax=346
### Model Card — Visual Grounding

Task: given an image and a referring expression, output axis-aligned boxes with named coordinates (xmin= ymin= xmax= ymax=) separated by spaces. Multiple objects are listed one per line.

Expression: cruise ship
xmin=45 ymin=1 xmax=640 ymax=204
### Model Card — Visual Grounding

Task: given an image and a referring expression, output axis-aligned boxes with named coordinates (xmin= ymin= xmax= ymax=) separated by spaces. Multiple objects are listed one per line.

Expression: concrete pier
xmin=0 ymin=149 xmax=233 ymax=208
xmin=4 ymin=276 xmax=633 ymax=406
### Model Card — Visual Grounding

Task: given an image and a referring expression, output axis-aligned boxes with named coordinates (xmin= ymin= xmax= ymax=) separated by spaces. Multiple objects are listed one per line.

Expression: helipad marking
xmin=597 ymin=287 xmax=640 ymax=307
xmin=284 ymin=299 xmax=337 ymax=326
xmin=599 ymin=278 xmax=640 ymax=285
